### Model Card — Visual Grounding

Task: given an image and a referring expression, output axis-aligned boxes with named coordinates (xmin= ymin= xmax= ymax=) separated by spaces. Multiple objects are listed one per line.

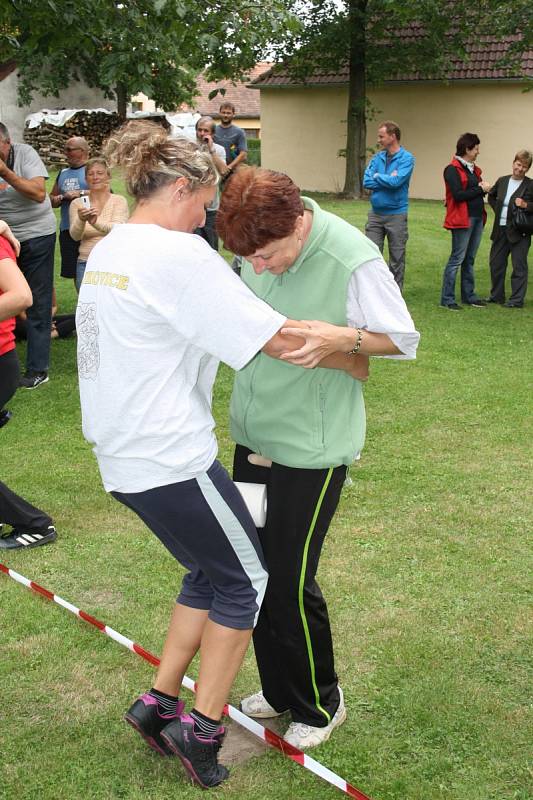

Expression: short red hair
xmin=217 ymin=167 xmax=304 ymax=255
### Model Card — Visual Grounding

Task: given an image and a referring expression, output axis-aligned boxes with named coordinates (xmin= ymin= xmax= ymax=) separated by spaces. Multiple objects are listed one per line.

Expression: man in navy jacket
xmin=363 ymin=121 xmax=415 ymax=291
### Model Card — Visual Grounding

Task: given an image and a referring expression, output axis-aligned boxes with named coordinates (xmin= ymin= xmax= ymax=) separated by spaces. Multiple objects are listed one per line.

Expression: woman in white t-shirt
xmin=76 ymin=121 xmax=326 ymax=788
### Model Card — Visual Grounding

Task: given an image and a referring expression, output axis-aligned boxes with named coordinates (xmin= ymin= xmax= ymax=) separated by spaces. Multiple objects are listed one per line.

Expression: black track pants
xmin=233 ymin=444 xmax=346 ymax=727
xmin=0 ymin=481 xmax=53 ymax=531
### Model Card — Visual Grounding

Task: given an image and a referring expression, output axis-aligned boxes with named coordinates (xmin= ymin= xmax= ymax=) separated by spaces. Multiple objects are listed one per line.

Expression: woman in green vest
xmin=217 ymin=167 xmax=420 ymax=749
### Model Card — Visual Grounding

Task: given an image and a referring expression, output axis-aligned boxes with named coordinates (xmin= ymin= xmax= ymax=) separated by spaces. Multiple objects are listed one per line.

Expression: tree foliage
xmin=273 ymin=0 xmax=531 ymax=196
xmin=1 ymin=0 xmax=298 ymax=117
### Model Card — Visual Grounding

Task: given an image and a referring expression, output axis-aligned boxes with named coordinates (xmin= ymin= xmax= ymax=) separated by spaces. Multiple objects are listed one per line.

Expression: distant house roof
xmin=250 ymin=35 xmax=533 ymax=88
xmin=183 ymin=63 xmax=272 ymax=118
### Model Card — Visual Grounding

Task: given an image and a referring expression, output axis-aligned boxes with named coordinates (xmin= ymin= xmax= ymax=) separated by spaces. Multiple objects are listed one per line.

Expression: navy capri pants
xmin=112 ymin=460 xmax=267 ymax=630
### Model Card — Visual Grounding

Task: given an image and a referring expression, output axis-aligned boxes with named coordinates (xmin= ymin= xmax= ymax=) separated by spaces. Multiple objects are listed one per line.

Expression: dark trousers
xmin=0 ymin=349 xmax=20 ymax=410
xmin=489 ymin=227 xmax=530 ymax=306
xmin=59 ymin=228 xmax=80 ymax=279
xmin=18 ymin=233 xmax=56 ymax=373
xmin=0 ymin=481 xmax=52 ymax=531
xmin=194 ymin=210 xmax=219 ymax=251
xmin=233 ymin=444 xmax=345 ymax=727
xmin=365 ymin=211 xmax=408 ymax=290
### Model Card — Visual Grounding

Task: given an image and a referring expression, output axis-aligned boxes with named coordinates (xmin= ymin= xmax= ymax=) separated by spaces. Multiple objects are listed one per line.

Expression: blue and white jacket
xmin=363 ymin=147 xmax=415 ymax=215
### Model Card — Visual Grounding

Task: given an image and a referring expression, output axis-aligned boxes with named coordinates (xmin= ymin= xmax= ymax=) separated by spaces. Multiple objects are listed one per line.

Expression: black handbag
xmin=511 ymin=200 xmax=533 ymax=235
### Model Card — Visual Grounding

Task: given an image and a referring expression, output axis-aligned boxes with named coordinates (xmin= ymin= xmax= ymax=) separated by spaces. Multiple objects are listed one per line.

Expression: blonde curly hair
xmin=104 ymin=120 xmax=219 ymax=200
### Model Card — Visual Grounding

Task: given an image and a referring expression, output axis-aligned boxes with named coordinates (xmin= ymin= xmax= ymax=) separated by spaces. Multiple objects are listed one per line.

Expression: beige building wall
xmin=260 ymin=82 xmax=533 ymax=198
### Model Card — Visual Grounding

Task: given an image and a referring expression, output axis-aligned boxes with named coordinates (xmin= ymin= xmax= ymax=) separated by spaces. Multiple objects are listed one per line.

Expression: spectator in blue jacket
xmin=363 ymin=121 xmax=415 ymax=291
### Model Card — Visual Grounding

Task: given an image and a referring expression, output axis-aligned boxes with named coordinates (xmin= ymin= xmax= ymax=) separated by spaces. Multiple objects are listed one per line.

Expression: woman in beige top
xmin=69 ymin=157 xmax=129 ymax=291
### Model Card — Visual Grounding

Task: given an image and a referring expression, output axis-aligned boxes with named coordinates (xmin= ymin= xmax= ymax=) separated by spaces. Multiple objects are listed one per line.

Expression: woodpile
xmin=23 ymin=110 xmax=170 ymax=167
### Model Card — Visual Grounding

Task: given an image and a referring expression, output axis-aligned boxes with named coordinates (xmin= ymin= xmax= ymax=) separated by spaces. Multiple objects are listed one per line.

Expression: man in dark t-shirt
xmin=214 ymin=103 xmax=248 ymax=178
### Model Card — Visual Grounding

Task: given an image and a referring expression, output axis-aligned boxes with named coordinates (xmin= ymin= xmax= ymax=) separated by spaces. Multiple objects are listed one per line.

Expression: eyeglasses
xmin=65 ymin=147 xmax=83 ymax=152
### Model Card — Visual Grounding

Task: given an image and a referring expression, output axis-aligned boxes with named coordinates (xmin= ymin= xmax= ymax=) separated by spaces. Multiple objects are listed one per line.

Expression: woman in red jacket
xmin=440 ymin=133 xmax=491 ymax=310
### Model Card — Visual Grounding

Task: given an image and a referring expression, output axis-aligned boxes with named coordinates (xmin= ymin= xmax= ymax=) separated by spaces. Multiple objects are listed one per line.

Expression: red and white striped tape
xmin=0 ymin=562 xmax=373 ymax=800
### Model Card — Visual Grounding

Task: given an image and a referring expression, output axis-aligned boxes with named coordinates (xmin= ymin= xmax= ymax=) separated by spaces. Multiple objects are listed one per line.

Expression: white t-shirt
xmin=500 ymin=178 xmax=523 ymax=225
xmin=208 ymin=142 xmax=226 ymax=211
xmin=346 ymin=257 xmax=420 ymax=359
xmin=77 ymin=224 xmax=285 ymax=493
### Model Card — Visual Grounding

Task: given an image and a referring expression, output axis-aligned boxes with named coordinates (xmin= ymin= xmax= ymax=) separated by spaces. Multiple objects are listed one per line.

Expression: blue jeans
xmin=76 ymin=259 xmax=88 ymax=292
xmin=18 ymin=233 xmax=56 ymax=373
xmin=440 ymin=218 xmax=484 ymax=306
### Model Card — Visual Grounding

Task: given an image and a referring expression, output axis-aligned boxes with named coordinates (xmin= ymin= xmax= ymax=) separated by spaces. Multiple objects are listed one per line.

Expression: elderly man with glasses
xmin=50 ymin=137 xmax=90 ymax=286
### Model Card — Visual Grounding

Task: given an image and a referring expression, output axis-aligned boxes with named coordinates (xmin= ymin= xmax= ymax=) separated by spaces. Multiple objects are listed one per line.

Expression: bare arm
xmin=0 ymin=161 xmax=46 ymax=203
xmin=262 ymin=319 xmax=306 ymax=357
xmin=228 ymin=150 xmax=247 ymax=170
xmin=0 ymin=221 xmax=20 ymax=256
xmin=0 ymin=257 xmax=32 ymax=321
xmin=49 ymin=178 xmax=62 ymax=207
xmin=278 ymin=319 xmax=401 ymax=368
xmin=262 ymin=319 xmax=371 ymax=379
xmin=319 ymin=352 xmax=369 ymax=380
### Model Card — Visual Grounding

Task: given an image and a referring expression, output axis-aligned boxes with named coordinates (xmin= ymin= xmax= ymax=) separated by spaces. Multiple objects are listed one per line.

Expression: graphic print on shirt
xmin=62 ymin=177 xmax=82 ymax=192
xmin=77 ymin=303 xmax=100 ymax=380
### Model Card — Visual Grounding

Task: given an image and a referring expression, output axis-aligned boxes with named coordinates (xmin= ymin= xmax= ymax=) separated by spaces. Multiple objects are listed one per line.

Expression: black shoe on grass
xmin=19 ymin=371 xmax=49 ymax=389
xmin=0 ymin=524 xmax=57 ymax=549
xmin=124 ymin=693 xmax=185 ymax=756
xmin=161 ymin=713 xmax=228 ymax=788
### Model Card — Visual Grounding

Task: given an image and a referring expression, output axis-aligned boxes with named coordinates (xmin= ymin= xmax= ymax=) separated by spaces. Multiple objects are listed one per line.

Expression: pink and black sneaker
xmin=124 ymin=693 xmax=184 ymax=756
xmin=161 ymin=713 xmax=228 ymax=788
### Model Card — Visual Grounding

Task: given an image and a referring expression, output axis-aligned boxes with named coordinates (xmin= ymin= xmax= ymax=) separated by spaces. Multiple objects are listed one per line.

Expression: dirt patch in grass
xmin=220 ymin=715 xmax=287 ymax=766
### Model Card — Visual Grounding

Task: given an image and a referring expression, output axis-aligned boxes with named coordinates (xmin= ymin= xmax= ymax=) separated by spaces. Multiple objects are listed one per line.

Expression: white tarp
xmin=25 ymin=108 xmax=114 ymax=129
xmin=24 ymin=108 xmax=200 ymax=139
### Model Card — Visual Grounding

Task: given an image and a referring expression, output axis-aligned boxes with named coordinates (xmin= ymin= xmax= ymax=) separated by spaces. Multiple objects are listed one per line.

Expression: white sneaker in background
xmin=240 ymin=689 xmax=287 ymax=718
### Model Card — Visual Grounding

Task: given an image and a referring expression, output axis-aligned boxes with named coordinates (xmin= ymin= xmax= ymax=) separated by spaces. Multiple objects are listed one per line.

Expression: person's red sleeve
xmin=0 ymin=235 xmax=16 ymax=262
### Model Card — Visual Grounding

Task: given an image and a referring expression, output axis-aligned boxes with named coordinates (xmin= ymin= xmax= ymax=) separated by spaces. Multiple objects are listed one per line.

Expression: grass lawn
xmin=0 ymin=185 xmax=531 ymax=800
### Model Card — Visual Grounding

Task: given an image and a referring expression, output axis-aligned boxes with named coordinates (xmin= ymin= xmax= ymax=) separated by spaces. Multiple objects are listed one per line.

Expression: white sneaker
xmin=240 ymin=689 xmax=287 ymax=718
xmin=283 ymin=687 xmax=346 ymax=749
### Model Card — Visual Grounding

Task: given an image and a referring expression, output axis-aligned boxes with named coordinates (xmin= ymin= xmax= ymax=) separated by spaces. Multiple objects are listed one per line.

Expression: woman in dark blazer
xmin=487 ymin=149 xmax=533 ymax=308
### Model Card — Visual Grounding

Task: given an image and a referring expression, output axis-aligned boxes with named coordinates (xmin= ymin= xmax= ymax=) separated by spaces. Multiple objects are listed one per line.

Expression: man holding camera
xmin=194 ymin=116 xmax=227 ymax=250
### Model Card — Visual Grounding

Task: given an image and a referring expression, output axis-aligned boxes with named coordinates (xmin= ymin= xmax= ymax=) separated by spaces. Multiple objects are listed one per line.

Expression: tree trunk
xmin=116 ymin=83 xmax=128 ymax=121
xmin=342 ymin=0 xmax=367 ymax=198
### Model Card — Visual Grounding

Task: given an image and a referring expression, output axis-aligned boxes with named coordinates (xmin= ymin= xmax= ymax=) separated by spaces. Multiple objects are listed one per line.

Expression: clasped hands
xmin=279 ymin=320 xmax=356 ymax=368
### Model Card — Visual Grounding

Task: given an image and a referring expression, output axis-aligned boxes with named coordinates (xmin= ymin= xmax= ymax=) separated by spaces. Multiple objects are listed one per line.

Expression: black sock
xmin=190 ymin=708 xmax=221 ymax=741
xmin=149 ymin=687 xmax=179 ymax=716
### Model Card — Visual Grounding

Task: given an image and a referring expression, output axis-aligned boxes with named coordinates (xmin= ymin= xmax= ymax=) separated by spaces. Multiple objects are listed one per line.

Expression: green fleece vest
xmin=230 ymin=197 xmax=381 ymax=469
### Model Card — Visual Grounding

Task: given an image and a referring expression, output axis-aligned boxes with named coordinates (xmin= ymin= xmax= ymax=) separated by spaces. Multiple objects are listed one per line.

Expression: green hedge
xmin=246 ymin=137 xmax=261 ymax=166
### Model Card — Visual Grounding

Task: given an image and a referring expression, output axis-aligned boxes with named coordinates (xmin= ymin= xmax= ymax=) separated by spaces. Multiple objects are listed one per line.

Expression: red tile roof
xmin=182 ymin=63 xmax=273 ymax=118
xmin=250 ymin=36 xmax=533 ymax=88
